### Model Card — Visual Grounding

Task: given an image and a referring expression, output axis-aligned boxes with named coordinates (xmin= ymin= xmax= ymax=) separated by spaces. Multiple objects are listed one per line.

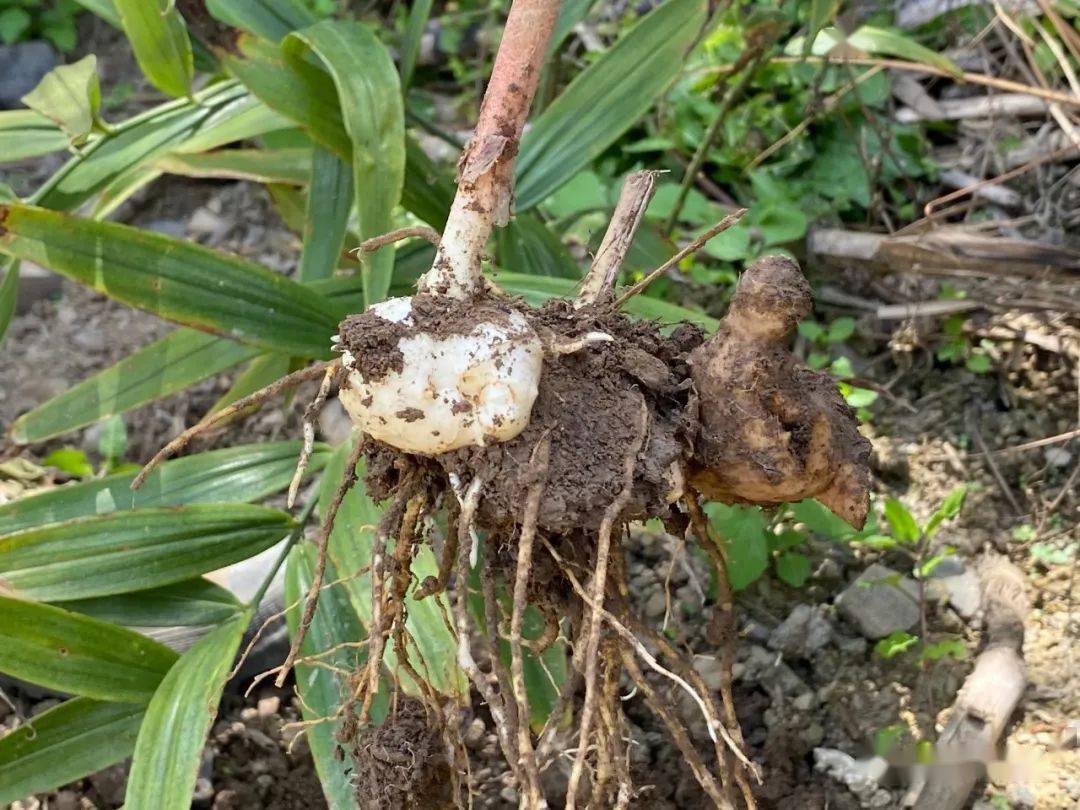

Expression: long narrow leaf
xmin=0 ymin=442 xmax=329 ymax=535
xmin=0 ymin=110 xmax=70 ymax=162
xmin=9 ymin=328 xmax=259 ymax=443
xmin=34 ymin=81 xmax=253 ymax=211
xmin=284 ymin=20 xmax=404 ymax=306
xmin=125 ymin=613 xmax=249 ymax=810
xmin=224 ymin=36 xmax=352 ymax=158
xmin=8 ymin=263 xmax=384 ymax=445
xmin=206 ymin=0 xmax=317 ymax=42
xmin=0 ymin=504 xmax=295 ymax=601
xmin=0 ymin=698 xmax=144 ymax=806
xmin=495 ymin=213 xmax=580 ymax=278
xmin=155 ymin=147 xmax=312 ymax=185
xmin=0 ymin=204 xmax=339 ymax=357
xmin=400 ymin=0 xmax=434 ymax=91
xmin=285 ymin=545 xmax=370 ymax=809
xmin=114 ymin=0 xmax=194 ymax=98
xmin=322 ymin=440 xmax=467 ymax=699
xmin=516 ymin=0 xmax=707 ymax=210
xmin=0 ymin=596 xmax=177 ymax=701
xmin=491 ymin=271 xmax=719 ymax=331
xmin=0 ymin=258 xmax=16 ymax=350
xmin=298 ymin=147 xmax=354 ymax=282
xmin=55 ymin=578 xmax=242 ymax=627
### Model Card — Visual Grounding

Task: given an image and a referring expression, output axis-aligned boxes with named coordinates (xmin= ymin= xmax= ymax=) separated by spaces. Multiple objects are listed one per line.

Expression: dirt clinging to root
xmin=348 ymin=699 xmax=451 ymax=810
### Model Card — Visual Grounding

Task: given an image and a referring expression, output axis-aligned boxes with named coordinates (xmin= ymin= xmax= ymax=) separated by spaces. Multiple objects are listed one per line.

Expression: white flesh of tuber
xmin=337 ymin=297 xmax=543 ymax=455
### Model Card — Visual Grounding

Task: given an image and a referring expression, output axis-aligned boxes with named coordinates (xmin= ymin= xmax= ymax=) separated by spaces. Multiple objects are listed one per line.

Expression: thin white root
xmin=288 ymin=363 xmax=340 ymax=508
xmin=548 ymin=332 xmax=615 ymax=355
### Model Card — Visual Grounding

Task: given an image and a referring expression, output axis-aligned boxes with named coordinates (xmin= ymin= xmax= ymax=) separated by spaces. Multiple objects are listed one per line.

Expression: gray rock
xmin=643 ymin=589 xmax=666 ymax=620
xmin=768 ymin=604 xmax=833 ymax=659
xmin=740 ymin=645 xmax=809 ymax=699
xmin=936 ymin=568 xmax=981 ymax=618
xmin=14 ymin=261 xmax=62 ymax=314
xmin=813 ymin=747 xmax=892 ymax=808
xmin=0 ymin=41 xmax=58 ymax=110
xmin=692 ymin=654 xmax=724 ymax=692
xmin=143 ymin=218 xmax=187 ymax=239
xmin=836 ymin=563 xmax=920 ymax=640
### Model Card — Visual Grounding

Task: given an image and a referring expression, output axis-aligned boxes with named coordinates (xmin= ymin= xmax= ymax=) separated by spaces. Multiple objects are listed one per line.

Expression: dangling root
xmin=620 ymin=648 xmax=732 ymax=809
xmin=355 ymin=479 xmax=418 ymax=722
xmin=132 ymin=360 xmax=340 ymax=490
xmin=275 ymin=434 xmax=364 ymax=688
xmin=353 ymin=225 xmax=441 ymax=254
xmin=510 ymin=435 xmax=552 ymax=809
xmin=684 ymin=491 xmax=760 ymax=808
xmin=566 ymin=399 xmax=648 ymax=809
xmin=288 ymin=362 xmax=343 ymax=508
xmin=447 ymin=476 xmax=522 ymax=781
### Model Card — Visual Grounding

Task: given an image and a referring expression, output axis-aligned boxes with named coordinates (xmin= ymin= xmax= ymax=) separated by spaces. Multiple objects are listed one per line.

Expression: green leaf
xmin=125 ymin=613 xmax=249 ymax=810
xmin=154 ymin=147 xmax=312 ymax=185
xmin=322 ymin=439 xmax=467 ymax=699
xmin=705 ymin=503 xmax=769 ymax=590
xmin=919 ymin=638 xmax=967 ymax=662
xmin=0 ymin=442 xmax=328 ymax=535
xmin=550 ymin=0 xmax=597 ymax=54
xmin=495 ymin=213 xmax=580 ymax=279
xmin=826 ymin=316 xmax=856 ymax=343
xmin=73 ymin=0 xmax=122 ymax=27
xmin=402 ymin=135 xmax=453 ymax=227
xmin=841 ymin=385 xmax=878 ymax=408
xmin=0 ymin=203 xmax=340 ymax=357
xmin=400 ymin=0 xmax=434 ymax=91
xmin=56 ymin=577 xmax=242 ymax=627
xmin=0 ymin=504 xmax=295 ymax=601
xmin=223 ymin=36 xmax=351 ymax=159
xmin=298 ymin=146 xmax=354 ymax=282
xmin=516 ymin=0 xmax=706 ymax=210
xmin=0 ymin=110 xmax=70 ymax=162
xmin=42 ymin=447 xmax=93 ymax=477
xmin=211 ymin=352 xmax=294 ymax=412
xmin=965 ymin=353 xmax=992 ymax=374
xmin=114 ymin=0 xmax=194 ymax=98
xmin=847 ymin=26 xmax=962 ymax=78
xmin=804 ymin=0 xmax=838 ymax=56
xmin=0 ymin=8 xmax=31 ymax=44
xmin=97 ymin=414 xmax=128 ymax=464
xmin=0 ymin=258 xmax=17 ymax=350
xmin=19 ymin=55 xmax=101 ymax=145
xmin=10 ymin=329 xmax=259 ymax=443
xmin=284 ymin=19 xmax=405 ymax=306
xmin=0 ymin=596 xmax=177 ymax=701
xmin=924 ymin=485 xmax=966 ymax=539
xmin=492 ymin=271 xmax=719 ymax=332
xmin=750 ymin=204 xmax=807 ymax=245
xmin=775 ymin=551 xmax=811 ymax=587
xmin=206 ymin=0 xmax=317 ymax=42
xmin=34 ymin=81 xmax=257 ymax=211
xmin=883 ymin=498 xmax=920 ymax=544
xmin=874 ymin=630 xmax=918 ymax=659
xmin=789 ymin=498 xmax=855 ymax=540
xmin=0 ymin=698 xmax=144 ymax=806
xmin=286 ymin=545 xmax=370 ymax=809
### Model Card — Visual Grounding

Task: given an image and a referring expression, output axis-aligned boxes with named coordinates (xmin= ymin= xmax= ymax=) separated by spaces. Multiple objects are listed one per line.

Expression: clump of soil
xmin=348 ymin=699 xmax=451 ymax=810
xmin=445 ymin=297 xmax=705 ymax=534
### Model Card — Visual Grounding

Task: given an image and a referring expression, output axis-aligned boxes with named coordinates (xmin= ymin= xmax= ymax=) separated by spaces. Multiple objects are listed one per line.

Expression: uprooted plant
xmin=130 ymin=1 xmax=872 ymax=806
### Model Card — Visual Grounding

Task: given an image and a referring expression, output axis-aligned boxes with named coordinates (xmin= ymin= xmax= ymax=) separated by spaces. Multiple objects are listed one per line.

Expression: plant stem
xmin=418 ymin=0 xmax=563 ymax=298
xmin=663 ymin=50 xmax=768 ymax=235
